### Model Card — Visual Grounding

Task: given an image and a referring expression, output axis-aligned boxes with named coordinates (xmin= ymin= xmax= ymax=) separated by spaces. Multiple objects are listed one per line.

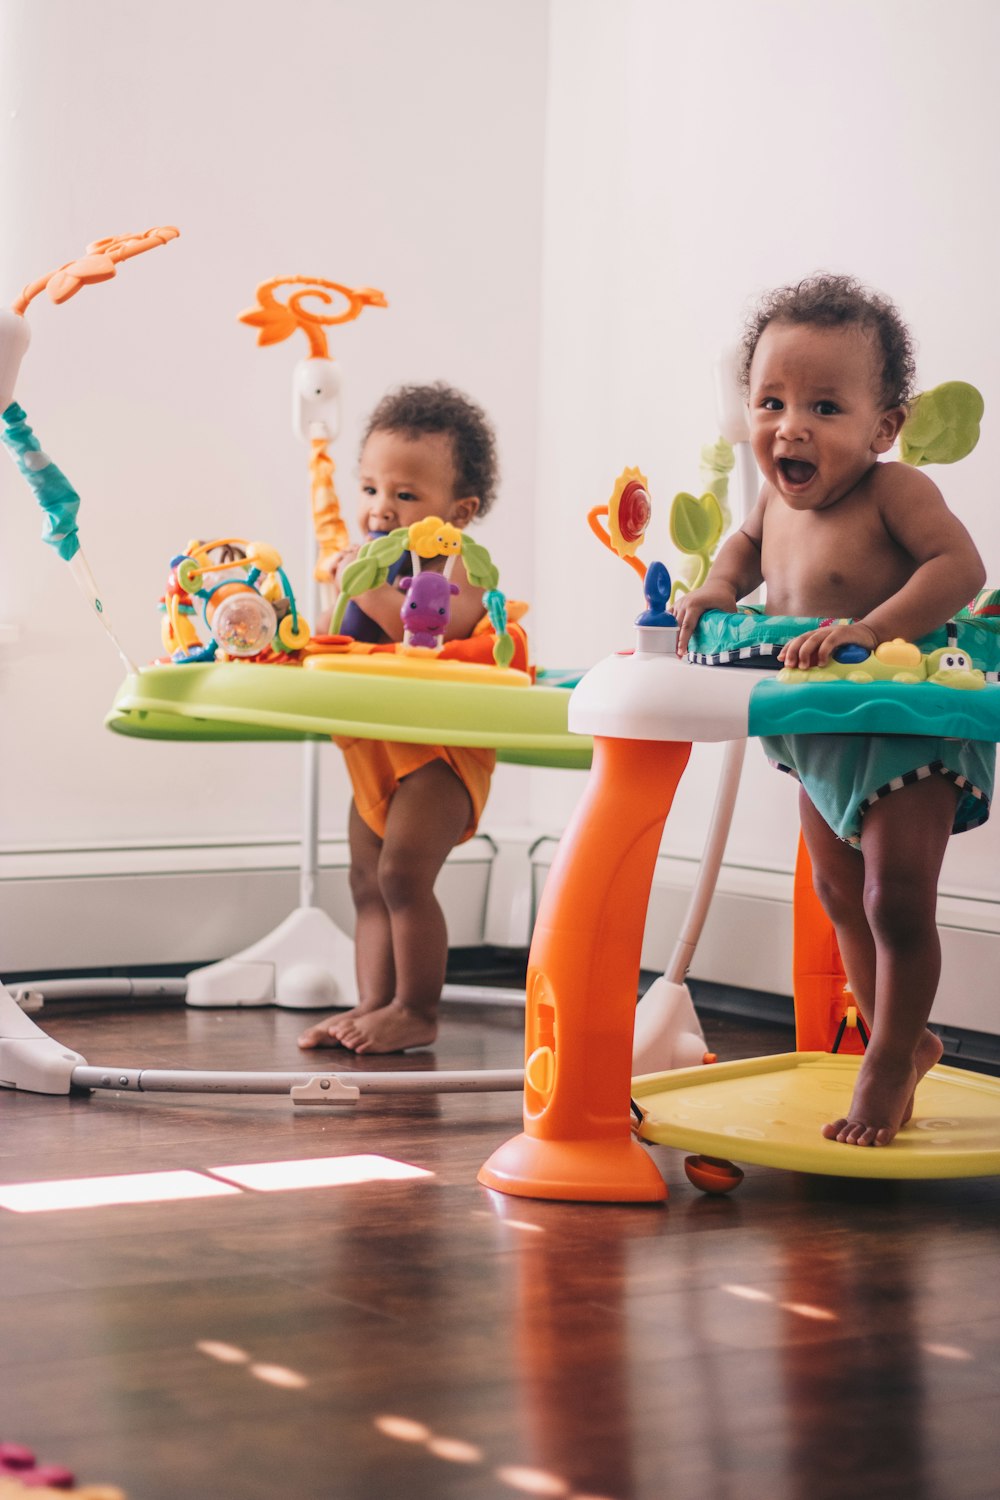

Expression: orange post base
xmin=478 ymin=1133 xmax=667 ymax=1203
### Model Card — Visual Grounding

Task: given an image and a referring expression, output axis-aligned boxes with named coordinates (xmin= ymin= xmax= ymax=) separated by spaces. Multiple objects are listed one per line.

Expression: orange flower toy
xmin=238 ymin=276 xmax=388 ymax=594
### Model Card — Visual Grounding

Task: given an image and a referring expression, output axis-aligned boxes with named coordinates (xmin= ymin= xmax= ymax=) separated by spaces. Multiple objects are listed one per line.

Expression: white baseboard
xmin=0 ymin=835 xmax=496 ymax=976
xmin=4 ymin=831 xmax=999 ymax=1044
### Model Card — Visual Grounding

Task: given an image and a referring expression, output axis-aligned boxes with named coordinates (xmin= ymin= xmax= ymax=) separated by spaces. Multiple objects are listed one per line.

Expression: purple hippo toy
xmin=399 ymin=571 xmax=460 ymax=649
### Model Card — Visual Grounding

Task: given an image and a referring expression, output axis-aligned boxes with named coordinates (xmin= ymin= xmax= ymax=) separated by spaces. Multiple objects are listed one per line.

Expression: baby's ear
xmin=875 ymin=406 xmax=907 ymax=453
xmin=453 ymin=495 xmax=480 ymax=527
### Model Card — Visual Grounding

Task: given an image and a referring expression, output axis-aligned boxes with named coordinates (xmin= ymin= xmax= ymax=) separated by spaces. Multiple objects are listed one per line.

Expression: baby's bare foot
xmin=299 ymin=1001 xmax=436 ymax=1055
xmin=297 ymin=1003 xmax=382 ymax=1051
xmin=822 ymin=1029 xmax=942 ymax=1148
xmin=900 ymin=1029 xmax=944 ymax=1128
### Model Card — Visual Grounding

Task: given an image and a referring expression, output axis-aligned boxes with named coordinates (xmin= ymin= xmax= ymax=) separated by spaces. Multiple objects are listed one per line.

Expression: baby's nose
xmin=368 ymin=502 xmax=397 ymax=531
xmin=777 ymin=409 xmax=808 ymax=439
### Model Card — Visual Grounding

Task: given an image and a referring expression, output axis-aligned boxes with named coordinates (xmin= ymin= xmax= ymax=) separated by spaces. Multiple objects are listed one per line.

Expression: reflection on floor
xmin=2 ymin=984 xmax=999 ymax=1500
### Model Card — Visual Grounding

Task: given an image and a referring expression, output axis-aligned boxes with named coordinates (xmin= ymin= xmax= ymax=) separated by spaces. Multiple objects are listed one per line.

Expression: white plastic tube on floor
xmin=69 ymin=1064 xmax=524 ymax=1099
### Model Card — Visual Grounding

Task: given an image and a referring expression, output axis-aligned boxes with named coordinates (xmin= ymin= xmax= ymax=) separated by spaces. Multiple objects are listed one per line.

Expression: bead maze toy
xmin=478 ymin=380 xmax=1000 ymax=1202
xmin=160 ymin=538 xmax=311 ymax=663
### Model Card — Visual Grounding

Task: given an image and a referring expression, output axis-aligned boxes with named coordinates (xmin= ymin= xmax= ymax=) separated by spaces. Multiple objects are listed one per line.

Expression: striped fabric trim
xmin=688 ymin=642 xmax=781 ymax=667
xmin=769 ymin=757 xmax=991 ymax=840
xmin=860 ymin=761 xmax=989 ymax=828
xmin=690 ymin=619 xmax=967 ymax=669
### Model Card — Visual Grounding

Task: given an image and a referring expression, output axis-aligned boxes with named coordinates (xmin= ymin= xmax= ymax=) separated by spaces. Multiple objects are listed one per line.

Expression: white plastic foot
xmin=185 ymin=906 xmax=358 ymax=1011
xmin=0 ymin=981 xmax=87 ymax=1094
xmin=631 ymin=977 xmax=710 ymax=1077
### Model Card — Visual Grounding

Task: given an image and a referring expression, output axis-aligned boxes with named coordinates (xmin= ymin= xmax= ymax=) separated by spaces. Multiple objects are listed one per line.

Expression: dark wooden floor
xmin=2 ymin=993 xmax=1000 ymax=1500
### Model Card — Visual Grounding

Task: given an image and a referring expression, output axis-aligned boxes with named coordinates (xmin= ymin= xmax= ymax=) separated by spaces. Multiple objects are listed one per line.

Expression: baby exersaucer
xmin=0 ymin=228 xmax=597 ymax=1101
xmin=0 ymin=230 xmax=593 ymax=1040
xmin=479 ymin=572 xmax=1000 ymax=1199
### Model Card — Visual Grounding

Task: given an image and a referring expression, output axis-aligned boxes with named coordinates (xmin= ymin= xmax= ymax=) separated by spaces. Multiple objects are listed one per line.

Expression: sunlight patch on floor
xmin=374 ymin=1416 xmax=432 ymax=1442
xmin=250 ymin=1362 xmax=310 ymax=1389
xmin=196 ymin=1341 xmax=251 ymax=1364
xmin=780 ymin=1301 xmax=837 ymax=1321
xmin=0 ymin=1170 xmax=240 ymax=1213
xmin=426 ymin=1436 xmax=482 ymax=1463
xmin=720 ymin=1282 xmax=773 ymax=1302
xmin=495 ymin=1465 xmax=570 ymax=1495
xmin=206 ymin=1155 xmax=433 ymax=1190
xmin=374 ymin=1414 xmax=606 ymax=1499
xmin=0 ymin=1155 xmax=432 ymax=1213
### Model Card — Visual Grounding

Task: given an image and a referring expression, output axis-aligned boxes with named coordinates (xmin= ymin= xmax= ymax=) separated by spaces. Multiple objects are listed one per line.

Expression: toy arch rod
xmin=69 ymin=1063 xmax=524 ymax=1098
xmin=662 ymin=349 xmax=758 ymax=988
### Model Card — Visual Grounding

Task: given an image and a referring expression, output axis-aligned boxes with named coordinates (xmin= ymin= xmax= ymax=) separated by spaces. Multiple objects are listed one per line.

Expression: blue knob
xmin=833 ymin=643 xmax=871 ymax=665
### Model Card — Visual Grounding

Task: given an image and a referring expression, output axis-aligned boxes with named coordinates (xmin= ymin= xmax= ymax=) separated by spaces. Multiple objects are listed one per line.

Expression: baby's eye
xmin=361 ymin=485 xmax=376 ymax=496
xmin=760 ymin=397 xmax=783 ymax=411
xmin=815 ymin=401 xmax=840 ymax=416
xmin=397 ymin=490 xmax=418 ymax=503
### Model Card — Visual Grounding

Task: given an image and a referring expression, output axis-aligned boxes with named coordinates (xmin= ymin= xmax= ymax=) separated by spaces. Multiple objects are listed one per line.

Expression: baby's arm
xmin=674 ymin=497 xmax=766 ymax=654
xmin=781 ymin=466 xmax=985 ymax=668
xmin=440 ymin=558 xmax=487 ymax=640
xmin=865 ymin=466 xmax=985 ymax=636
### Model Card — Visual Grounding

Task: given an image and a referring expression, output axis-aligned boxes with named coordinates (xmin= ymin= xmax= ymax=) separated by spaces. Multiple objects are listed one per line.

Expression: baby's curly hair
xmin=740 ymin=273 xmax=916 ymax=409
xmin=361 ymin=382 xmax=499 ymax=518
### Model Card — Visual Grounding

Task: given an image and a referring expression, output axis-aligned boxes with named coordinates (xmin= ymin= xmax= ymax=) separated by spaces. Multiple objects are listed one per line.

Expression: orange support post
xmin=479 ymin=735 xmax=692 ymax=1202
xmin=791 ymin=831 xmax=862 ymax=1054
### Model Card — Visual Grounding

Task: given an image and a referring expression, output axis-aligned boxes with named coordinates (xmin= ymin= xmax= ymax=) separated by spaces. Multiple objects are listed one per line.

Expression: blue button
xmin=833 ymin=643 xmax=871 ymax=664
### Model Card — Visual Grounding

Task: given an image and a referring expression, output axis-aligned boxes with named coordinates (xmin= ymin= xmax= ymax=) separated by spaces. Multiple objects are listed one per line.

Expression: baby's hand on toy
xmin=779 ymin=620 xmax=878 ymax=670
xmin=675 ymin=582 xmax=739 ymax=655
xmin=327 ymin=545 xmax=360 ymax=587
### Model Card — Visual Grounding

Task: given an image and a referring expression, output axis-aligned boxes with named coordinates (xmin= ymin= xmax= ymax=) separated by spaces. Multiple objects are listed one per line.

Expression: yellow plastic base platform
xmin=632 ymin=1052 xmax=1000 ymax=1179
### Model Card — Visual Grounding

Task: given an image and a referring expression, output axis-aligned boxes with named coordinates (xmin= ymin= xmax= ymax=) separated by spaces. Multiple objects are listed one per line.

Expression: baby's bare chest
xmin=760 ymin=499 xmax=912 ymax=615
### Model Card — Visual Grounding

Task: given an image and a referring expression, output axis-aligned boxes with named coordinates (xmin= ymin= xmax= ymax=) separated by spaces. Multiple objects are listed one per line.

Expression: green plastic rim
xmin=105 ymin=662 xmax=593 ymax=770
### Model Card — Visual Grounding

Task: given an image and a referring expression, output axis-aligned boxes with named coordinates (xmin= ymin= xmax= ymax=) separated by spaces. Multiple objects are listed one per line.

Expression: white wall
xmin=533 ymin=0 xmax=1000 ymax=906
xmin=0 ymin=0 xmax=548 ymax=855
xmin=6 ymin=0 xmax=1000 ymax=993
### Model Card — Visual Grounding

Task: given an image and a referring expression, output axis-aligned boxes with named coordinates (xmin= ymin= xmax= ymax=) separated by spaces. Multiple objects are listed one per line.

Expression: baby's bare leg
xmin=324 ymin=760 xmax=475 ymax=1055
xmin=799 ymin=783 xmax=951 ymax=1146
xmin=298 ymin=802 xmax=395 ymax=1050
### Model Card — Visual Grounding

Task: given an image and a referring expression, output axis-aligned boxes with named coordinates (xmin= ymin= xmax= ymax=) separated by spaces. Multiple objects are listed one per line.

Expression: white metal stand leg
xmin=631 ymin=739 xmax=747 ymax=1074
xmin=0 ymin=981 xmax=87 ymax=1094
xmin=184 ymin=903 xmax=359 ymax=1009
xmin=630 ymin=412 xmax=758 ymax=1077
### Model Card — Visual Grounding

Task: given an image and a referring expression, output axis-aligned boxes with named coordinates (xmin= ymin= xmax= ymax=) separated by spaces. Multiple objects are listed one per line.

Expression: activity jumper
xmin=479 ymin=371 xmax=1000 ymax=1200
xmin=0 ymin=227 xmax=600 ymax=1112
